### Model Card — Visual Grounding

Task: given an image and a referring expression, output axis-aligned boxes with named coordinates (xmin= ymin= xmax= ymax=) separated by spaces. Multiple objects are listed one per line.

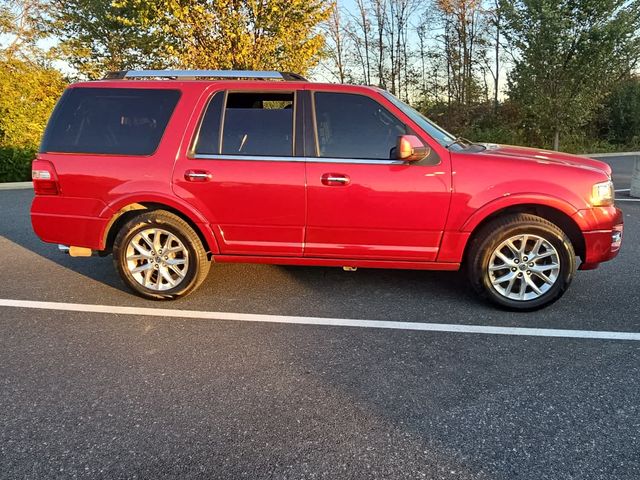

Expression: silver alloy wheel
xmin=488 ymin=234 xmax=560 ymax=301
xmin=125 ymin=228 xmax=189 ymax=291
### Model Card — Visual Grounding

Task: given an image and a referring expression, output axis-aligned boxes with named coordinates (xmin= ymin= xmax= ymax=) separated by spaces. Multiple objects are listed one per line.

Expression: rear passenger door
xmin=173 ymin=88 xmax=306 ymax=256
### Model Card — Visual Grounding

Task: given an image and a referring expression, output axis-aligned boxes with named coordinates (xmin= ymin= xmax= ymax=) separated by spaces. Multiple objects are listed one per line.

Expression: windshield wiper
xmin=445 ymin=137 xmax=486 ymax=151
xmin=445 ymin=137 xmax=472 ymax=149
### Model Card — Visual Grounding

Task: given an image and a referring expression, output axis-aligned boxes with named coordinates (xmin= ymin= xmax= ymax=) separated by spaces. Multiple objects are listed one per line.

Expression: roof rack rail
xmin=102 ymin=69 xmax=308 ymax=82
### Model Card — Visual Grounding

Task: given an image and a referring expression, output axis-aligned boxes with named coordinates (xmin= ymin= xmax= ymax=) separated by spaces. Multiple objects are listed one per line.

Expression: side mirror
xmin=396 ymin=135 xmax=430 ymax=162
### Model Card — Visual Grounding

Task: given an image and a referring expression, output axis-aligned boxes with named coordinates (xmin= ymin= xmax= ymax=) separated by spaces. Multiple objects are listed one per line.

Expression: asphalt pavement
xmin=0 ymin=159 xmax=639 ymax=479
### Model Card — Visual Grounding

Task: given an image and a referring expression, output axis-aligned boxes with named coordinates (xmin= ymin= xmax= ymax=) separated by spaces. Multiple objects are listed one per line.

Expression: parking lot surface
xmin=1 ymin=157 xmax=639 ymax=479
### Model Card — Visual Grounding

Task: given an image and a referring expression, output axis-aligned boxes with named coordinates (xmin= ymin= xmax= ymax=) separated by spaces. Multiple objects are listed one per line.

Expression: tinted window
xmin=40 ymin=88 xmax=180 ymax=155
xmin=380 ymin=90 xmax=456 ymax=148
xmin=194 ymin=92 xmax=224 ymax=155
xmin=221 ymin=92 xmax=294 ymax=156
xmin=314 ymin=92 xmax=406 ymax=160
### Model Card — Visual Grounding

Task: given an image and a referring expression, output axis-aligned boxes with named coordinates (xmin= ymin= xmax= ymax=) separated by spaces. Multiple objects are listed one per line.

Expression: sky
xmin=1 ymin=0 xmax=506 ymax=99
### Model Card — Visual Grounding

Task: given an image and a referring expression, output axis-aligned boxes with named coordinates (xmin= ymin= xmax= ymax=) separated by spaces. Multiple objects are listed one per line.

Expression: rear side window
xmin=221 ymin=92 xmax=294 ymax=156
xmin=40 ymin=88 xmax=181 ymax=155
xmin=194 ymin=92 xmax=224 ymax=155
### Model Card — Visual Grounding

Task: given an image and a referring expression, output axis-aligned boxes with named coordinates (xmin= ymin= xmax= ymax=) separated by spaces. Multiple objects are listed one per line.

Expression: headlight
xmin=591 ymin=180 xmax=615 ymax=206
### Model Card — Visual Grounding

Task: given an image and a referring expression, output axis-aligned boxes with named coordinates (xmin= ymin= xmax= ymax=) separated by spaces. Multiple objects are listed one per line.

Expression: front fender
xmin=458 ymin=193 xmax=585 ymax=232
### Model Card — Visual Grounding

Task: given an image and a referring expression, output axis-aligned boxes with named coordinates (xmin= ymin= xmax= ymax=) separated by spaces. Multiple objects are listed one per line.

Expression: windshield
xmin=380 ymin=91 xmax=458 ymax=147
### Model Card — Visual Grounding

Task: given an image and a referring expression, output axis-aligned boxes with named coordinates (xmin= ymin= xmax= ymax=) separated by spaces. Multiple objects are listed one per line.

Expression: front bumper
xmin=575 ymin=207 xmax=624 ymax=270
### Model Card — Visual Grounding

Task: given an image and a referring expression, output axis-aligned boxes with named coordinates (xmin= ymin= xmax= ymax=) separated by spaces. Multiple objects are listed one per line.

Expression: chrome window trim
xmin=192 ymin=154 xmax=405 ymax=165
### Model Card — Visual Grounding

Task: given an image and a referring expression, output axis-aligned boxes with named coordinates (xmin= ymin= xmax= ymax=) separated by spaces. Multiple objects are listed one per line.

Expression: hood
xmin=480 ymin=144 xmax=612 ymax=177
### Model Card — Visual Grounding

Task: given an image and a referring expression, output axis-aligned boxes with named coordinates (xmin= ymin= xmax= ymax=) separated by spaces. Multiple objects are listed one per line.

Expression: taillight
xmin=32 ymin=159 xmax=60 ymax=195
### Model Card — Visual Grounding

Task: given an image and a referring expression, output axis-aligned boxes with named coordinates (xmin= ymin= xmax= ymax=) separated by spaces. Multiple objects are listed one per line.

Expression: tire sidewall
xmin=473 ymin=223 xmax=576 ymax=311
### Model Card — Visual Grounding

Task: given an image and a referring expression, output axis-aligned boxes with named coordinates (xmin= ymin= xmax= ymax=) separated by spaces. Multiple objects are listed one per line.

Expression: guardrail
xmin=0 ymin=181 xmax=32 ymax=190
xmin=587 ymin=152 xmax=640 ymax=198
xmin=2 ymin=152 xmax=640 ymax=198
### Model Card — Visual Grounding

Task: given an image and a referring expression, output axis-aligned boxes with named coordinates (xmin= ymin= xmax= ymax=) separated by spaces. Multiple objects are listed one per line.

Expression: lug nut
xmin=527 ymin=270 xmax=531 ymax=275
xmin=529 ymin=263 xmax=534 ymax=267
xmin=515 ymin=259 xmax=520 ymax=264
xmin=512 ymin=267 xmax=517 ymax=272
xmin=523 ymin=256 xmax=528 ymax=261
xmin=518 ymin=273 xmax=523 ymax=278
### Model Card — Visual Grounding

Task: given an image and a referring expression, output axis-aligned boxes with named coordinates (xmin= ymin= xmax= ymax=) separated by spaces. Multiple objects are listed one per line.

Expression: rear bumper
xmin=31 ymin=212 xmax=108 ymax=250
xmin=31 ymin=196 xmax=111 ymax=250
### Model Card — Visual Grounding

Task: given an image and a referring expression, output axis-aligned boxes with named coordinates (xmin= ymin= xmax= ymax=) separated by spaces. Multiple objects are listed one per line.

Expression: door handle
xmin=321 ymin=173 xmax=350 ymax=186
xmin=184 ymin=170 xmax=212 ymax=182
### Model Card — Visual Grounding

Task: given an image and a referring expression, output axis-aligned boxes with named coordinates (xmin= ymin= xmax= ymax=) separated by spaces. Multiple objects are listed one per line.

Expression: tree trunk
xmin=494 ymin=3 xmax=500 ymax=113
xmin=553 ymin=129 xmax=560 ymax=151
xmin=374 ymin=0 xmax=386 ymax=88
xmin=356 ymin=0 xmax=371 ymax=85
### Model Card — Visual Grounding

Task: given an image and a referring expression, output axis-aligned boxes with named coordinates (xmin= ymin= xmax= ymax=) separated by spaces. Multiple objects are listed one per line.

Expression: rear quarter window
xmin=40 ymin=88 xmax=181 ymax=155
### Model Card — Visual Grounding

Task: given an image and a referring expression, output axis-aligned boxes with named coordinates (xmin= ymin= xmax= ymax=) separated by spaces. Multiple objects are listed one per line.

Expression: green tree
xmin=49 ymin=0 xmax=332 ymax=79
xmin=500 ymin=0 xmax=640 ymax=150
xmin=602 ymin=77 xmax=640 ymax=147
xmin=49 ymin=0 xmax=170 ymax=79
xmin=0 ymin=56 xmax=66 ymax=181
xmin=163 ymin=0 xmax=332 ymax=73
xmin=0 ymin=0 xmax=50 ymax=60
xmin=0 ymin=56 xmax=65 ymax=147
xmin=1 ymin=1 xmax=66 ymax=150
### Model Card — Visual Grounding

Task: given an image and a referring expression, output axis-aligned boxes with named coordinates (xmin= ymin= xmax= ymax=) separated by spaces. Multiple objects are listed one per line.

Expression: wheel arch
xmin=462 ymin=203 xmax=586 ymax=264
xmin=100 ymin=198 xmax=219 ymax=256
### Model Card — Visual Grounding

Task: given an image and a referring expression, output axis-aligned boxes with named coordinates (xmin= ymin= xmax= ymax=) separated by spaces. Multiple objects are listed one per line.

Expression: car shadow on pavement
xmin=0 ymin=190 xmax=125 ymax=292
xmin=273 ymin=264 xmax=480 ymax=319
xmin=1 ymin=189 xmax=483 ymax=311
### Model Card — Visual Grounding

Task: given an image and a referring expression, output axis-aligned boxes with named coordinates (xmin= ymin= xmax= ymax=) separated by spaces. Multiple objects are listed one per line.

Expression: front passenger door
xmin=304 ymin=91 xmax=451 ymax=261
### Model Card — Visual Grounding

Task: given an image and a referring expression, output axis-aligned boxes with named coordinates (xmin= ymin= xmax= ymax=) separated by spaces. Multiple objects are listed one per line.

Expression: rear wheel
xmin=467 ymin=214 xmax=576 ymax=311
xmin=113 ymin=210 xmax=210 ymax=300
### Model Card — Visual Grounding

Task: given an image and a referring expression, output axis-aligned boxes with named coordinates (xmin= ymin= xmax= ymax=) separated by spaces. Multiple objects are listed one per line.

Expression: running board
xmin=212 ymin=255 xmax=460 ymax=271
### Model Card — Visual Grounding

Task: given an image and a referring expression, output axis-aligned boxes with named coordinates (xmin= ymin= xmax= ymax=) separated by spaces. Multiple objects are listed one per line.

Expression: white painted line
xmin=617 ymin=198 xmax=640 ymax=202
xmin=0 ymin=181 xmax=32 ymax=191
xmin=1 ymin=298 xmax=639 ymax=341
xmin=616 ymin=189 xmax=631 ymax=192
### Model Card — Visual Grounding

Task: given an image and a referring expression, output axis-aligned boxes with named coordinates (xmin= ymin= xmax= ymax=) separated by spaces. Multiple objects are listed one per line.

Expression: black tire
xmin=113 ymin=210 xmax=210 ymax=300
xmin=467 ymin=213 xmax=576 ymax=311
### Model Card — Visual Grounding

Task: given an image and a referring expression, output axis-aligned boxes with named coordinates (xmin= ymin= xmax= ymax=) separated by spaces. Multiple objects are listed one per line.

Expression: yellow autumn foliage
xmin=115 ymin=0 xmax=333 ymax=75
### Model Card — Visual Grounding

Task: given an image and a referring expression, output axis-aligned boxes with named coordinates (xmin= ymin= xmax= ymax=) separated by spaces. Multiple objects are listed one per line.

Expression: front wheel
xmin=467 ymin=214 xmax=576 ymax=311
xmin=113 ymin=210 xmax=210 ymax=300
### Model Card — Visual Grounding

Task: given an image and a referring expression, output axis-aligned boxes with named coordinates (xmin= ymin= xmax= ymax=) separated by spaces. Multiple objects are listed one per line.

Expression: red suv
xmin=31 ymin=70 xmax=623 ymax=310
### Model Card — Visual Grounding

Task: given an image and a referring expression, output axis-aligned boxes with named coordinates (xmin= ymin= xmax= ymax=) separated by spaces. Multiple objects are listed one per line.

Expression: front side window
xmin=40 ymin=88 xmax=180 ymax=155
xmin=380 ymin=90 xmax=457 ymax=148
xmin=221 ymin=92 xmax=294 ymax=157
xmin=313 ymin=92 xmax=406 ymax=160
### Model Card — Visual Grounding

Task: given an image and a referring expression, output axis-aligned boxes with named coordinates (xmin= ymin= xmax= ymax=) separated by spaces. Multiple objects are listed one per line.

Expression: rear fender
xmin=99 ymin=193 xmax=219 ymax=253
